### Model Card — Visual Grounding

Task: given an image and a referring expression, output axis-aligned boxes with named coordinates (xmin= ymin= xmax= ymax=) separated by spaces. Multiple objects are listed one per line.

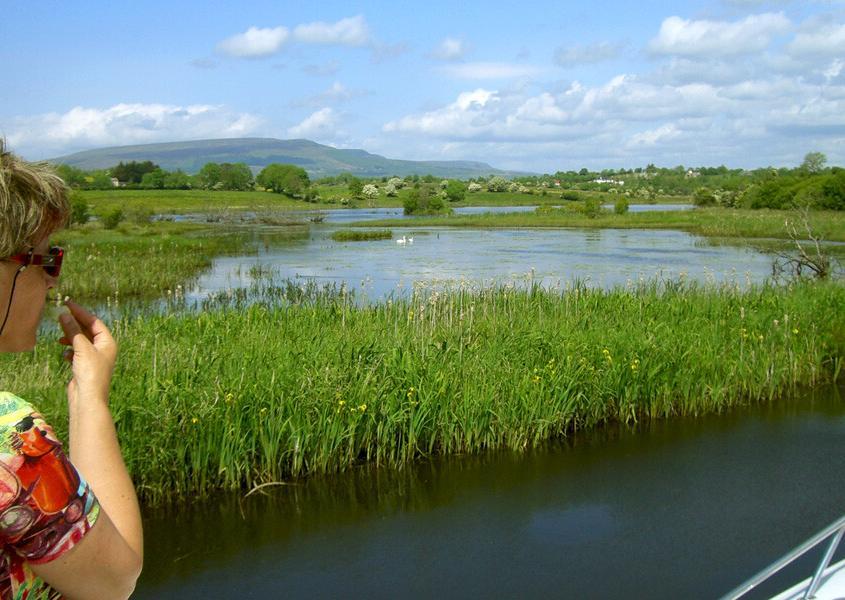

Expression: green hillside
xmin=50 ymin=138 xmax=527 ymax=179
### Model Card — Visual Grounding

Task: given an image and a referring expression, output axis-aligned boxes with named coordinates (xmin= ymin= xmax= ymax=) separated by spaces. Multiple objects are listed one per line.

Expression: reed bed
xmin=2 ymin=279 xmax=841 ymax=505
xmin=331 ymin=229 xmax=393 ymax=242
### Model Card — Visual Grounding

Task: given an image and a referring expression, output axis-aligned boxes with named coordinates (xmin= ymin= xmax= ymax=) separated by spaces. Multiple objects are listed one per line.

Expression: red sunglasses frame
xmin=5 ymin=247 xmax=64 ymax=277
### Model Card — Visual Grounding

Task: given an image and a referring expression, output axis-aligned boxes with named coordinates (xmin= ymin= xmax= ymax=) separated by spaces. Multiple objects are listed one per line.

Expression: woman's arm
xmin=31 ymin=301 xmax=143 ymax=597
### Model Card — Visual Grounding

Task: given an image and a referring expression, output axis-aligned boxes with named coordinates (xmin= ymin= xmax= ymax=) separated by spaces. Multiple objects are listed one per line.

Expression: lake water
xmin=190 ymin=223 xmax=773 ymax=302
xmin=135 ymin=385 xmax=845 ymax=599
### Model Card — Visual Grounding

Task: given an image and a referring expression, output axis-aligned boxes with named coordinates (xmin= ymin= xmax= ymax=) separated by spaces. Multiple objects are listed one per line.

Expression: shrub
xmin=70 ymin=196 xmax=90 ymax=225
xmin=102 ymin=208 xmax=124 ymax=229
xmin=467 ymin=182 xmax=483 ymax=193
xmin=693 ymin=187 xmax=717 ymax=206
xmin=127 ymin=208 xmax=153 ymax=225
xmin=614 ymin=197 xmax=629 ymax=215
xmin=583 ymin=197 xmax=603 ymax=218
xmin=362 ymin=184 xmax=379 ymax=201
xmin=487 ymin=176 xmax=509 ymax=192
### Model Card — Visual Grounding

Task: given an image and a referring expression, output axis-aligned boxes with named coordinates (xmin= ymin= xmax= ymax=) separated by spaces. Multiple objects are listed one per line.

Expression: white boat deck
xmin=769 ymin=558 xmax=845 ymax=600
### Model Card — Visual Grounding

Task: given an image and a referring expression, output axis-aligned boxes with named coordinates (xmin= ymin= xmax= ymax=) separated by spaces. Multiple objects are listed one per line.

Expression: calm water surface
xmin=135 ymin=385 xmax=844 ymax=599
xmin=191 ymin=225 xmax=772 ymax=301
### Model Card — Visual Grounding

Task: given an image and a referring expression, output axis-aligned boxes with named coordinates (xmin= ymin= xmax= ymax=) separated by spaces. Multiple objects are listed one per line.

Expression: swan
xmin=407 ymin=237 xmax=414 ymax=244
xmin=396 ymin=235 xmax=407 ymax=245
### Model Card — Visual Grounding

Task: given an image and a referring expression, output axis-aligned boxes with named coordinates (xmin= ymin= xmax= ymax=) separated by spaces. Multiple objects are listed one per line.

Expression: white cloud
xmin=438 ymin=62 xmax=544 ymax=80
xmin=287 ymin=108 xmax=339 ymax=139
xmin=648 ymin=12 xmax=791 ymax=57
xmin=430 ymin=38 xmax=469 ymax=61
xmin=555 ymin=42 xmax=622 ymax=66
xmin=788 ymin=21 xmax=845 ymax=56
xmin=292 ymin=15 xmax=370 ymax=46
xmin=380 ymin=57 xmax=845 ymax=170
xmin=217 ymin=26 xmax=289 ymax=58
xmin=627 ymin=124 xmax=683 ymax=147
xmin=5 ymin=103 xmax=261 ymax=158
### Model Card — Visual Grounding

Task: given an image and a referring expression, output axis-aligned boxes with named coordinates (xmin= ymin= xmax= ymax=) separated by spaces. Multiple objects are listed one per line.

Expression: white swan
xmin=407 ymin=237 xmax=414 ymax=244
xmin=396 ymin=235 xmax=407 ymax=245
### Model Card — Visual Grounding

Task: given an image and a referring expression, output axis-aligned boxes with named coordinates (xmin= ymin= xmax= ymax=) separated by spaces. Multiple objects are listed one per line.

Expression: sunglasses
xmin=5 ymin=246 xmax=64 ymax=278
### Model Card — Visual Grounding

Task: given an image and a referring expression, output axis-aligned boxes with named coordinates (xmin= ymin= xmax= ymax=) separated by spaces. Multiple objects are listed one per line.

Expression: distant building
xmin=592 ymin=177 xmax=624 ymax=185
xmin=685 ymin=170 xmax=700 ymax=178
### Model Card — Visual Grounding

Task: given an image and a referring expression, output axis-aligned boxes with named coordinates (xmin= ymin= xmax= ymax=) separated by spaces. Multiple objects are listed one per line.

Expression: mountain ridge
xmin=50 ymin=138 xmax=531 ymax=179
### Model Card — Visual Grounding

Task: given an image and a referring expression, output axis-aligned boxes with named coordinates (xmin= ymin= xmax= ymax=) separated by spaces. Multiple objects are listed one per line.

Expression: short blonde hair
xmin=0 ymin=139 xmax=70 ymax=258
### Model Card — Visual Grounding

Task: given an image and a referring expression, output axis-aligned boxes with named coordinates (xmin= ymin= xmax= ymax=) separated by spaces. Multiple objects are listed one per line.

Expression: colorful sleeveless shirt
xmin=0 ymin=392 xmax=100 ymax=599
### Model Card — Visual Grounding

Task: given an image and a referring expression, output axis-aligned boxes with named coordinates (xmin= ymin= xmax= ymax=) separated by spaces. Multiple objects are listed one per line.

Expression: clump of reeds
xmin=331 ymin=229 xmax=393 ymax=242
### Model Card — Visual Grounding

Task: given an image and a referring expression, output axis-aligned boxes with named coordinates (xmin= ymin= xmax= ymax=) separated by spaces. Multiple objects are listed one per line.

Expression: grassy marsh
xmin=51 ymin=221 xmax=306 ymax=301
xmin=354 ymin=207 xmax=845 ymax=242
xmin=3 ymin=280 xmax=841 ymax=504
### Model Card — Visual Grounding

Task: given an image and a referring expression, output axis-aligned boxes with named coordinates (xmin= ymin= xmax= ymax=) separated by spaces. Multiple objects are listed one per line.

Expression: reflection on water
xmin=136 ymin=386 xmax=844 ymax=600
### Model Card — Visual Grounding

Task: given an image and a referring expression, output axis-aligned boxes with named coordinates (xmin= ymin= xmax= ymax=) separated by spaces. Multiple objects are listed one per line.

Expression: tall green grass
xmin=2 ymin=280 xmax=841 ymax=504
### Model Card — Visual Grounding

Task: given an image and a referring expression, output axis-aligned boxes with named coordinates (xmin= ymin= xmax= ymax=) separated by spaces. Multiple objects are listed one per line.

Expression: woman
xmin=0 ymin=141 xmax=142 ymax=599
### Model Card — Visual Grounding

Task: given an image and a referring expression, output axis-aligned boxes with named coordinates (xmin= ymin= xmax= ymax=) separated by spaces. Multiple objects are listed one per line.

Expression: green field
xmin=355 ymin=207 xmax=845 ymax=242
xmin=4 ymin=280 xmax=842 ymax=504
xmin=74 ymin=187 xmax=689 ymax=216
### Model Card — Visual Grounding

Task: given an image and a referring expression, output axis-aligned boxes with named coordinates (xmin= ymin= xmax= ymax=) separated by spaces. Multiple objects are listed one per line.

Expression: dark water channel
xmin=136 ymin=385 xmax=844 ymax=599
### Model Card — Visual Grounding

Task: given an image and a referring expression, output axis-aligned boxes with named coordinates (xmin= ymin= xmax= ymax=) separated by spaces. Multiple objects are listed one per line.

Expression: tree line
xmin=56 ymin=161 xmax=312 ymax=196
xmin=55 ymin=152 xmax=844 ymax=211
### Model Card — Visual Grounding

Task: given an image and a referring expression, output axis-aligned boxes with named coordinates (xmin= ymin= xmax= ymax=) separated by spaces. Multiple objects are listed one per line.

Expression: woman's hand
xmin=58 ymin=300 xmax=117 ymax=405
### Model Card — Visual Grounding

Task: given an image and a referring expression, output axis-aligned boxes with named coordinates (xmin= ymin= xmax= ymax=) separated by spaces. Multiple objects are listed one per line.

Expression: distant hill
xmin=50 ymin=138 xmax=529 ymax=179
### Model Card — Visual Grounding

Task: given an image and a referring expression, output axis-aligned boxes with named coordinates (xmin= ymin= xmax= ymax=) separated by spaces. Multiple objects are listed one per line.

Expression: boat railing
xmin=721 ymin=514 xmax=845 ymax=600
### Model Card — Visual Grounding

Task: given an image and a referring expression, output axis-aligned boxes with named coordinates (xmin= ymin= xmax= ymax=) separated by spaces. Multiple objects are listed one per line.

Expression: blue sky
xmin=2 ymin=0 xmax=844 ymax=172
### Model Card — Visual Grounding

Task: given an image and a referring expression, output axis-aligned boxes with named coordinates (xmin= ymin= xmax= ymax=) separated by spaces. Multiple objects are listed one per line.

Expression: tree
xmin=257 ymin=164 xmax=310 ymax=196
xmin=384 ymin=182 xmax=398 ymax=197
xmin=444 ymin=180 xmax=466 ymax=202
xmin=801 ymin=152 xmax=827 ymax=174
xmin=164 ymin=170 xmax=191 ymax=189
xmin=140 ymin=168 xmax=166 ymax=189
xmin=55 ymin=164 xmax=88 ymax=187
xmin=197 ymin=162 xmax=254 ymax=190
xmin=467 ymin=182 xmax=482 ymax=193
xmin=111 ymin=161 xmax=158 ymax=184
xmin=196 ymin=163 xmax=222 ymax=189
xmin=219 ymin=163 xmax=254 ymax=191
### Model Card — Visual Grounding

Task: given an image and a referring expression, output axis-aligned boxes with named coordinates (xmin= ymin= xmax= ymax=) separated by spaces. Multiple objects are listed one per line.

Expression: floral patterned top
xmin=0 ymin=392 xmax=100 ymax=600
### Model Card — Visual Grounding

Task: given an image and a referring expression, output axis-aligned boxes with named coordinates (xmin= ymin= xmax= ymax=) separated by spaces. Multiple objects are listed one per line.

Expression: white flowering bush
xmin=468 ymin=182 xmax=483 ymax=193
xmin=362 ymin=184 xmax=379 ymax=200
xmin=487 ymin=176 xmax=508 ymax=192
